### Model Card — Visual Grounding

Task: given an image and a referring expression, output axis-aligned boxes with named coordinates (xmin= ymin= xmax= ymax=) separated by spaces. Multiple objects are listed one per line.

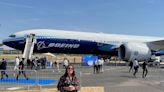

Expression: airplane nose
xmin=2 ymin=38 xmax=14 ymax=47
xmin=2 ymin=37 xmax=25 ymax=49
xmin=2 ymin=38 xmax=9 ymax=44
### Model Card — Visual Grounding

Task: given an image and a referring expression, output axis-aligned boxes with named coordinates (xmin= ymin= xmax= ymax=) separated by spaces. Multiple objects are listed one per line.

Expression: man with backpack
xmin=1 ymin=58 xmax=8 ymax=79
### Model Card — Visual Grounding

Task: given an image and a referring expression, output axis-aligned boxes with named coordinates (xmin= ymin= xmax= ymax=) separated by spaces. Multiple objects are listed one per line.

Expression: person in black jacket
xmin=142 ymin=61 xmax=148 ymax=78
xmin=16 ymin=58 xmax=28 ymax=80
xmin=1 ymin=58 xmax=8 ymax=79
xmin=129 ymin=61 xmax=133 ymax=72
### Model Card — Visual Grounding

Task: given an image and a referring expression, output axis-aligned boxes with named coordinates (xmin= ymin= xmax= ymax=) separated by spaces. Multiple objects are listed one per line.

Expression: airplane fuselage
xmin=2 ymin=29 xmax=164 ymax=60
xmin=3 ymin=36 xmax=116 ymax=55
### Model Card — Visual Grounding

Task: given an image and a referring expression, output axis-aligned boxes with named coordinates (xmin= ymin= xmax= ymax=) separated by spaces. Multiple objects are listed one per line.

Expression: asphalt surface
xmin=79 ymin=65 xmax=164 ymax=92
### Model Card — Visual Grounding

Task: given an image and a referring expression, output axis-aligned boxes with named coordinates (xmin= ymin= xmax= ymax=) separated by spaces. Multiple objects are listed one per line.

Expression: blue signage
xmin=82 ymin=55 xmax=98 ymax=66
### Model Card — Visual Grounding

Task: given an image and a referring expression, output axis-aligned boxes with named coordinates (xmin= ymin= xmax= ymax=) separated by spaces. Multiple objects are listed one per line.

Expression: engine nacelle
xmin=118 ymin=43 xmax=151 ymax=61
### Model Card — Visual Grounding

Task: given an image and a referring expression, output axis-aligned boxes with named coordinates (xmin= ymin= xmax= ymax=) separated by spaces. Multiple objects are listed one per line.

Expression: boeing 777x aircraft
xmin=2 ymin=29 xmax=164 ymax=61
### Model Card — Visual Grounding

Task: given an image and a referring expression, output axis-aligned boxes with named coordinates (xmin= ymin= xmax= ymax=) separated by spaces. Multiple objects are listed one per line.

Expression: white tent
xmin=43 ymin=52 xmax=56 ymax=58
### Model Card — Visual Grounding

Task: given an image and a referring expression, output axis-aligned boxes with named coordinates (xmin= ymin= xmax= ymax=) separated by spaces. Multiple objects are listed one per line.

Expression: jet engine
xmin=118 ymin=43 xmax=151 ymax=61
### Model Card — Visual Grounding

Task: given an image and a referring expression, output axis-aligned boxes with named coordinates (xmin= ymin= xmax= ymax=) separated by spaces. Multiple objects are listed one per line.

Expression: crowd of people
xmin=28 ymin=57 xmax=47 ymax=70
xmin=0 ymin=57 xmax=71 ymax=80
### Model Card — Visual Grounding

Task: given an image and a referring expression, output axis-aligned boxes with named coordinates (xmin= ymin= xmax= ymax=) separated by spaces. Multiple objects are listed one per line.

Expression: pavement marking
xmin=82 ymin=73 xmax=92 ymax=75
xmin=82 ymin=67 xmax=124 ymax=75
xmin=7 ymin=87 xmax=22 ymax=90
xmin=104 ymin=67 xmax=124 ymax=71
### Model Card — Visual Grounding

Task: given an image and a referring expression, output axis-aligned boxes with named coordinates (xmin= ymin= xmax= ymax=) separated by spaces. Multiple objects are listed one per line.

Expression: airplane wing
xmin=0 ymin=43 xmax=3 ymax=46
xmin=98 ymin=44 xmax=118 ymax=52
xmin=148 ymin=40 xmax=164 ymax=51
xmin=150 ymin=40 xmax=164 ymax=45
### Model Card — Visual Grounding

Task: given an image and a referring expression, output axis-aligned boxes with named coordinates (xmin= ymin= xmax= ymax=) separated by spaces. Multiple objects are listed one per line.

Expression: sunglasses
xmin=67 ymin=67 xmax=74 ymax=70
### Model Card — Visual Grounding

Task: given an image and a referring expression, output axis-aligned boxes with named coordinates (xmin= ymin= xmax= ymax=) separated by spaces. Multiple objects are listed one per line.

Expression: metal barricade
xmin=0 ymin=70 xmax=37 ymax=91
xmin=0 ymin=68 xmax=82 ymax=91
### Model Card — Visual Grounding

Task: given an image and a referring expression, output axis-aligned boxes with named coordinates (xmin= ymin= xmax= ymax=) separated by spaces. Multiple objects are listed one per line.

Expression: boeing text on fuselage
xmin=37 ymin=41 xmax=80 ymax=50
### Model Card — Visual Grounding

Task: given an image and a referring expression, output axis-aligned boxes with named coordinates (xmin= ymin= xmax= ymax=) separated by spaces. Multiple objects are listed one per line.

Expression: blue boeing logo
xmin=37 ymin=41 xmax=80 ymax=50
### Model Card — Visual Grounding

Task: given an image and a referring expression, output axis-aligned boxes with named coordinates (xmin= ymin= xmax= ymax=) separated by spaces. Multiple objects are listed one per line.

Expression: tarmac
xmin=0 ymin=64 xmax=164 ymax=92
xmin=79 ymin=65 xmax=164 ymax=92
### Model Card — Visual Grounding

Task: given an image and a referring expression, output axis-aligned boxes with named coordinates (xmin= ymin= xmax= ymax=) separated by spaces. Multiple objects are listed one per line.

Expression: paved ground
xmin=79 ymin=65 xmax=164 ymax=92
xmin=1 ymin=64 xmax=164 ymax=92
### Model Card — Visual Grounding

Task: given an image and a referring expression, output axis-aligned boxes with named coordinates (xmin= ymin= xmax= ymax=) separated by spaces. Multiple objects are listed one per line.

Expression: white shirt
xmin=97 ymin=59 xmax=104 ymax=65
xmin=100 ymin=59 xmax=104 ymax=65
xmin=133 ymin=60 xmax=139 ymax=67
xmin=15 ymin=58 xmax=20 ymax=66
xmin=94 ymin=60 xmax=98 ymax=65
xmin=97 ymin=59 xmax=101 ymax=65
xmin=64 ymin=60 xmax=69 ymax=66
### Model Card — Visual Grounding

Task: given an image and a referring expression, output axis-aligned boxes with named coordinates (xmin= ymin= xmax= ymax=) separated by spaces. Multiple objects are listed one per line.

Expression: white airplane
xmin=2 ymin=29 xmax=164 ymax=61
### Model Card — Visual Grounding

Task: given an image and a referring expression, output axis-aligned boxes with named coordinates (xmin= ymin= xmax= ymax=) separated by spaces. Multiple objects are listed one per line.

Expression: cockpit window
xmin=9 ymin=34 xmax=16 ymax=37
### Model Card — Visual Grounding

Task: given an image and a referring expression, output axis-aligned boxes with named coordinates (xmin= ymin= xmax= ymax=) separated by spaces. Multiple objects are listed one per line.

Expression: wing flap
xmin=148 ymin=40 xmax=164 ymax=50
xmin=150 ymin=40 xmax=164 ymax=45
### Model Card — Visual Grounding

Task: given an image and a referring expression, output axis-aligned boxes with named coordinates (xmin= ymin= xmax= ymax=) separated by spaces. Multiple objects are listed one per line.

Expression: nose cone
xmin=2 ymin=37 xmax=25 ymax=50
xmin=2 ymin=38 xmax=15 ymax=48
